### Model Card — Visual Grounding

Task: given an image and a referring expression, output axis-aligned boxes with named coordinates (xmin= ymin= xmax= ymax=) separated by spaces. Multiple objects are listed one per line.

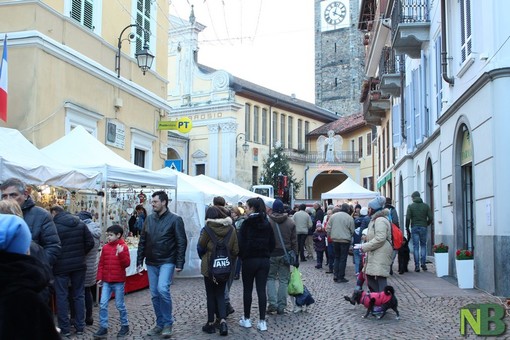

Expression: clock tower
xmin=315 ymin=0 xmax=364 ymax=116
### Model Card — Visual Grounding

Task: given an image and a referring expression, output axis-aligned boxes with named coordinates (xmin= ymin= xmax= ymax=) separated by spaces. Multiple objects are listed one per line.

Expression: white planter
xmin=455 ymin=259 xmax=474 ymax=289
xmin=434 ymin=252 xmax=449 ymax=277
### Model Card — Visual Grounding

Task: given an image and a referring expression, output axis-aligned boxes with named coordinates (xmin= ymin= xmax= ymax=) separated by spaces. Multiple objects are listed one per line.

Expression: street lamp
xmin=236 ymin=133 xmax=249 ymax=155
xmin=115 ymin=24 xmax=154 ymax=78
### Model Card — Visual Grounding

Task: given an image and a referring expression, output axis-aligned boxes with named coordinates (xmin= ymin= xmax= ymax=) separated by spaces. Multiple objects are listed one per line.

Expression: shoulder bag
xmin=275 ymin=223 xmax=298 ymax=267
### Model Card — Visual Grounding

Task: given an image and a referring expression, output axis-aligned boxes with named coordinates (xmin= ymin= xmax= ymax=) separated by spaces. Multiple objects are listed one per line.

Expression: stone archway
xmin=311 ymin=171 xmax=348 ymax=200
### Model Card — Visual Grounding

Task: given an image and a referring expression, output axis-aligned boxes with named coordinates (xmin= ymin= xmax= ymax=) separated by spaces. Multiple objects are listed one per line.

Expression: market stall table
xmin=125 ymin=248 xmax=148 ymax=293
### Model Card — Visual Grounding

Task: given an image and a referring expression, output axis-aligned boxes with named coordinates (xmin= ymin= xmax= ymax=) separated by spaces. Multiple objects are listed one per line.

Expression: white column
xmin=219 ymin=121 xmax=237 ymax=182
xmin=208 ymin=124 xmax=219 ymax=178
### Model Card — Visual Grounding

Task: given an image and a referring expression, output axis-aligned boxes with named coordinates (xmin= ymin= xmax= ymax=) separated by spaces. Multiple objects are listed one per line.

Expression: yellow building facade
xmin=0 ymin=0 xmax=171 ymax=170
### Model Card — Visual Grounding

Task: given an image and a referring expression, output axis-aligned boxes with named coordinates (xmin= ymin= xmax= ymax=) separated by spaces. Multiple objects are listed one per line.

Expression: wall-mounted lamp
xmin=236 ymin=132 xmax=249 ymax=155
xmin=115 ymin=24 xmax=154 ymax=78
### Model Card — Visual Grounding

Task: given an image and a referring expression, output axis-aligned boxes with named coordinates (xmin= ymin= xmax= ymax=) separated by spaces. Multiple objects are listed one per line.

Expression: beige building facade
xmin=0 ymin=0 xmax=171 ymax=170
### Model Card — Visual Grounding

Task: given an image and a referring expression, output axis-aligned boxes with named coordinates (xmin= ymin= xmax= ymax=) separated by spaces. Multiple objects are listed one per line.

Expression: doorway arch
xmin=311 ymin=171 xmax=348 ymax=200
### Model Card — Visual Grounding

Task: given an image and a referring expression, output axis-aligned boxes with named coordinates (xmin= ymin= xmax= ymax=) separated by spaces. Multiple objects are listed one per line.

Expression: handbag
xmin=275 ymin=223 xmax=298 ymax=267
xmin=288 ymin=267 xmax=304 ymax=296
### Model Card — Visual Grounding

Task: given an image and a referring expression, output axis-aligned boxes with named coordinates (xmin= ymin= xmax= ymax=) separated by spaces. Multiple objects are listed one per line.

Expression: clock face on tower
xmin=324 ymin=1 xmax=347 ymax=26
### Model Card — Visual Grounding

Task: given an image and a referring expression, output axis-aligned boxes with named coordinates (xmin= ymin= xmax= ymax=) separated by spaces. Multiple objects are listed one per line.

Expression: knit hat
xmin=77 ymin=210 xmax=92 ymax=221
xmin=360 ymin=207 xmax=368 ymax=216
xmin=368 ymin=196 xmax=386 ymax=211
xmin=316 ymin=221 xmax=323 ymax=228
xmin=411 ymin=191 xmax=420 ymax=198
xmin=272 ymin=199 xmax=284 ymax=214
xmin=0 ymin=214 xmax=32 ymax=255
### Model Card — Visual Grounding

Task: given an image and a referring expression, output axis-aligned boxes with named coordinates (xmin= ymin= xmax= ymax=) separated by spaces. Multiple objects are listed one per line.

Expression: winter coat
xmin=326 ymin=211 xmax=354 ymax=243
xmin=238 ymin=213 xmax=275 ymax=260
xmin=198 ymin=216 xmax=239 ymax=277
xmin=53 ymin=211 xmax=94 ymax=275
xmin=313 ymin=229 xmax=327 ymax=252
xmin=83 ymin=218 xmax=101 ymax=287
xmin=268 ymin=212 xmax=298 ymax=256
xmin=97 ymin=239 xmax=130 ymax=283
xmin=20 ymin=196 xmax=61 ymax=266
xmin=361 ymin=209 xmax=393 ymax=277
xmin=293 ymin=210 xmax=313 ymax=235
xmin=405 ymin=197 xmax=433 ymax=229
xmin=314 ymin=207 xmax=325 ymax=227
xmin=0 ymin=252 xmax=60 ymax=340
xmin=137 ymin=209 xmax=188 ymax=269
xmin=353 ymin=215 xmax=370 ymax=245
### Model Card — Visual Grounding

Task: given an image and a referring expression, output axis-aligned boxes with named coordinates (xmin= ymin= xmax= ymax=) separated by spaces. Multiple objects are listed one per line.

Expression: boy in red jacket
xmin=93 ymin=225 xmax=131 ymax=339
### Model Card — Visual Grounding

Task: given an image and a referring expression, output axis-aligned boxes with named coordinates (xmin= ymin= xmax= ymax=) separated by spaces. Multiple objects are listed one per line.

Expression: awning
xmin=377 ymin=171 xmax=393 ymax=189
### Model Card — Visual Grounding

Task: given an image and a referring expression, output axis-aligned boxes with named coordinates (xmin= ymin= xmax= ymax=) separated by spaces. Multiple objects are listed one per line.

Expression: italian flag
xmin=0 ymin=35 xmax=7 ymax=122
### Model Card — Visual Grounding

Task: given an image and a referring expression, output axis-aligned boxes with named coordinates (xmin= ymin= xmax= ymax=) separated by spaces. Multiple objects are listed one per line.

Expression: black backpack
xmin=204 ymin=226 xmax=233 ymax=284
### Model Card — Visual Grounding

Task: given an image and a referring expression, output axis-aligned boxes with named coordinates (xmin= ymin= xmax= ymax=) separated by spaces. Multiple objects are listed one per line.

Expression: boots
xmin=117 ymin=325 xmax=129 ymax=337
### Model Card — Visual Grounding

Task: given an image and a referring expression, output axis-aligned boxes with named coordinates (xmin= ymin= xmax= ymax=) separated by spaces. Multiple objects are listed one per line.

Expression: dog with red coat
xmin=344 ymin=285 xmax=400 ymax=319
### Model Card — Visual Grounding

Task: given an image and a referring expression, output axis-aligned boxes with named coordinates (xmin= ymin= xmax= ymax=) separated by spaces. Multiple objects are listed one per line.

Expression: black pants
xmin=333 ymin=242 xmax=350 ymax=280
xmin=241 ymin=257 xmax=270 ymax=320
xmin=298 ymin=234 xmax=308 ymax=260
xmin=204 ymin=277 xmax=227 ymax=323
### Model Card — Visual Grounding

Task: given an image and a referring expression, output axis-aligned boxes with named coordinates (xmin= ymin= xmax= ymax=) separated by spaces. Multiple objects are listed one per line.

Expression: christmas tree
xmin=260 ymin=142 xmax=302 ymax=203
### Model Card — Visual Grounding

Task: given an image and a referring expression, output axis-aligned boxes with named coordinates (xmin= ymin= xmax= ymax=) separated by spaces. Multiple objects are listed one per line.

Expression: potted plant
xmin=455 ymin=249 xmax=474 ymax=289
xmin=432 ymin=243 xmax=449 ymax=277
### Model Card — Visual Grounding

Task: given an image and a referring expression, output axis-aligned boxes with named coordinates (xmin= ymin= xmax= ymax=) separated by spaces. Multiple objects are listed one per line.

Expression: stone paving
xmin=69 ymin=257 xmax=509 ymax=340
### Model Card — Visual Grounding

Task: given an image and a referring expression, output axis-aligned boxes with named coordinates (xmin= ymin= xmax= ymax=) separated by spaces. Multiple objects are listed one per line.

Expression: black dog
xmin=344 ymin=285 xmax=400 ymax=319
xmin=398 ymin=237 xmax=410 ymax=274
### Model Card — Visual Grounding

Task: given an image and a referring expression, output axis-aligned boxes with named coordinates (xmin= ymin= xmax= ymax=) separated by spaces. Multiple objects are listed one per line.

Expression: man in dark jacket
xmin=0 ymin=178 xmax=61 ymax=267
xmin=405 ymin=191 xmax=433 ymax=272
xmin=137 ymin=191 xmax=187 ymax=338
xmin=50 ymin=205 xmax=94 ymax=337
xmin=267 ymin=199 xmax=298 ymax=315
xmin=313 ymin=201 xmax=325 ymax=226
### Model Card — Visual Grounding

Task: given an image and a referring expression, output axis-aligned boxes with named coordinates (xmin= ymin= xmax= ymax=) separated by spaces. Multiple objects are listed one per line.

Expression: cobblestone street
xmin=73 ymin=258 xmax=508 ymax=340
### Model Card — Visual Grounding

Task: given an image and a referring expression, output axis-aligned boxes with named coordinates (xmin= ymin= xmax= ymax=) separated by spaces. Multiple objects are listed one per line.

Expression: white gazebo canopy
xmin=321 ymin=177 xmax=379 ymax=200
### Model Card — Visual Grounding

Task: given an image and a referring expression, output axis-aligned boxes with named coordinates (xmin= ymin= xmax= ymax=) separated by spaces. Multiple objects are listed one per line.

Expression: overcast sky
xmin=169 ymin=0 xmax=316 ymax=103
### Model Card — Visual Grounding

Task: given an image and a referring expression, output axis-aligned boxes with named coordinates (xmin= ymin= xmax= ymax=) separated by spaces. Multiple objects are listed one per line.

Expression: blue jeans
xmin=147 ymin=263 xmax=175 ymax=328
xmin=99 ymin=282 xmax=129 ymax=328
xmin=353 ymin=249 xmax=362 ymax=274
xmin=411 ymin=226 xmax=428 ymax=267
xmin=267 ymin=256 xmax=290 ymax=310
xmin=327 ymin=243 xmax=334 ymax=271
xmin=54 ymin=270 xmax=86 ymax=333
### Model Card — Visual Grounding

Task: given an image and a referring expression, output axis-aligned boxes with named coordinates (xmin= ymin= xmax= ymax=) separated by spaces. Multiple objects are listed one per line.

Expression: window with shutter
xmin=434 ymin=35 xmax=443 ymax=119
xmin=392 ymin=103 xmax=401 ymax=147
xmin=460 ymin=0 xmax=472 ymax=63
xmin=135 ymin=0 xmax=152 ymax=51
xmin=70 ymin=0 xmax=94 ymax=30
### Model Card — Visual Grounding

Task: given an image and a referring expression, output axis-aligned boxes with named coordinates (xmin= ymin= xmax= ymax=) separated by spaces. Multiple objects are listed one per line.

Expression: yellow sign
xmin=158 ymin=117 xmax=192 ymax=133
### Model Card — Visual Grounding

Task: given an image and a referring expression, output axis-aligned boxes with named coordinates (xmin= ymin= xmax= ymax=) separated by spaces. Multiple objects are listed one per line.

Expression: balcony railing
xmin=391 ymin=0 xmax=430 ymax=59
xmin=283 ymin=150 xmax=360 ymax=164
xmin=379 ymin=47 xmax=404 ymax=97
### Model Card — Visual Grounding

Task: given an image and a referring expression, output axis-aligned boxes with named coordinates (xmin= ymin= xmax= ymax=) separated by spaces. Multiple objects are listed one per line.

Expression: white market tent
xmin=41 ymin=125 xmax=177 ymax=188
xmin=0 ymin=127 xmax=102 ymax=189
xmin=321 ymin=177 xmax=379 ymax=200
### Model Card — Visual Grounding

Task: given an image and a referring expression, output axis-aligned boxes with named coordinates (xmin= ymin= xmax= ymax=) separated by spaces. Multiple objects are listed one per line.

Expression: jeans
xmin=267 ymin=256 xmax=290 ymax=311
xmin=54 ymin=270 xmax=86 ymax=333
xmin=99 ymin=282 xmax=129 ymax=328
xmin=297 ymin=234 xmax=307 ymax=260
xmin=204 ymin=277 xmax=227 ymax=322
xmin=147 ymin=263 xmax=175 ymax=328
xmin=327 ymin=243 xmax=334 ymax=271
xmin=315 ymin=251 xmax=324 ymax=267
xmin=353 ymin=249 xmax=362 ymax=274
xmin=333 ymin=242 xmax=350 ymax=280
xmin=241 ymin=257 xmax=270 ymax=320
xmin=411 ymin=226 xmax=427 ymax=267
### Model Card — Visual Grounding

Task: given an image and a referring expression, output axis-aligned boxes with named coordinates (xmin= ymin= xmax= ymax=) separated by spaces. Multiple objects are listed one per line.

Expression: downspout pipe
xmin=441 ymin=0 xmax=455 ymax=85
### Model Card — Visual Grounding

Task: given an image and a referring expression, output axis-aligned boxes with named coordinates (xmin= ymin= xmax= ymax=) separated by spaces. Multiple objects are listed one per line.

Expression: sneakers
xmin=117 ymin=325 xmax=129 ymax=337
xmin=147 ymin=326 xmax=163 ymax=336
xmin=266 ymin=305 xmax=277 ymax=315
xmin=202 ymin=322 xmax=216 ymax=334
xmin=93 ymin=327 xmax=108 ymax=339
xmin=338 ymin=278 xmax=349 ymax=283
xmin=161 ymin=326 xmax=173 ymax=338
xmin=293 ymin=305 xmax=302 ymax=313
xmin=219 ymin=321 xmax=228 ymax=336
xmin=239 ymin=317 xmax=252 ymax=328
xmin=421 ymin=264 xmax=428 ymax=271
xmin=276 ymin=308 xmax=285 ymax=315
xmin=415 ymin=266 xmax=420 ymax=272
xmin=257 ymin=320 xmax=267 ymax=331
xmin=226 ymin=303 xmax=235 ymax=316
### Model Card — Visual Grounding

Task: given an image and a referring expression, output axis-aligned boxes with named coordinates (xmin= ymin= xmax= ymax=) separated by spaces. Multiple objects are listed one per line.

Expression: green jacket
xmin=405 ymin=197 xmax=433 ymax=229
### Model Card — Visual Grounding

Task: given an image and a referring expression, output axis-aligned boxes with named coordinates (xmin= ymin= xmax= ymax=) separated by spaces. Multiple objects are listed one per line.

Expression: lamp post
xmin=115 ymin=24 xmax=154 ymax=78
xmin=236 ymin=133 xmax=249 ymax=155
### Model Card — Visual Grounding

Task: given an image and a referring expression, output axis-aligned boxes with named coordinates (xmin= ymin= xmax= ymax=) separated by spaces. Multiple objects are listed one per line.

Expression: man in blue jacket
xmin=137 ymin=191 xmax=187 ymax=338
